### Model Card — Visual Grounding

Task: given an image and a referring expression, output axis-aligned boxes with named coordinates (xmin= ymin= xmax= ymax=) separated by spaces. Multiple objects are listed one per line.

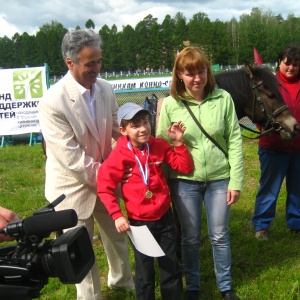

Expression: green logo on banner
xmin=13 ymin=69 xmax=43 ymax=99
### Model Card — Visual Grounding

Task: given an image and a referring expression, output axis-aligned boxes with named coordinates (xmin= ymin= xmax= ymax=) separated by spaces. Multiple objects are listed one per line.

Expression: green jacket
xmin=156 ymin=87 xmax=244 ymax=191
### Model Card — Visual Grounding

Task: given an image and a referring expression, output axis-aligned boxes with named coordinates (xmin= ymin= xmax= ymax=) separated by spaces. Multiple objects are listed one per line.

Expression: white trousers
xmin=72 ymin=199 xmax=134 ymax=300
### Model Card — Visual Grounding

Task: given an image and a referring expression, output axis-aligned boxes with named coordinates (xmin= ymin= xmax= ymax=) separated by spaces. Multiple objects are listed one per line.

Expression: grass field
xmin=1 ymin=137 xmax=300 ymax=300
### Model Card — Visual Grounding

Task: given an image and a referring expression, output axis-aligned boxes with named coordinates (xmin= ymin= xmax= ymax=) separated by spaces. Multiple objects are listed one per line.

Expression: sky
xmin=0 ymin=0 xmax=299 ymax=38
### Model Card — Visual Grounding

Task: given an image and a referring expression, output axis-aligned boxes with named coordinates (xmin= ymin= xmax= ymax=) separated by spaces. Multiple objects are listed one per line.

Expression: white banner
xmin=109 ymin=76 xmax=172 ymax=90
xmin=0 ymin=66 xmax=47 ymax=135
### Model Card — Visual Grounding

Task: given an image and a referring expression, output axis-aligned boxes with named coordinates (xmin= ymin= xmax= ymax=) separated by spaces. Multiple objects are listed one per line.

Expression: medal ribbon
xmin=127 ymin=140 xmax=150 ymax=189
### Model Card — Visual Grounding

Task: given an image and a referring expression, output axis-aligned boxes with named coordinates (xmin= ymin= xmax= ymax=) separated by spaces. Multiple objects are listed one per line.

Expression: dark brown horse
xmin=214 ymin=63 xmax=299 ymax=140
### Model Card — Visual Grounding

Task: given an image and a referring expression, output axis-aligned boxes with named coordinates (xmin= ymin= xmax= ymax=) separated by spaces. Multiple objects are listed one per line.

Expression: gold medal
xmin=145 ymin=190 xmax=153 ymax=199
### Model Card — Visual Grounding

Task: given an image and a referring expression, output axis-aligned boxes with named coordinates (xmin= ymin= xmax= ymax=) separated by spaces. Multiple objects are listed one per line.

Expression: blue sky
xmin=0 ymin=0 xmax=299 ymax=38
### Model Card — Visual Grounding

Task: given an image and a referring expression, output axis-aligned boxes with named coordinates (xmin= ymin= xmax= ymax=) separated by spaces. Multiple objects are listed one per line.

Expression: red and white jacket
xmin=97 ymin=135 xmax=194 ymax=221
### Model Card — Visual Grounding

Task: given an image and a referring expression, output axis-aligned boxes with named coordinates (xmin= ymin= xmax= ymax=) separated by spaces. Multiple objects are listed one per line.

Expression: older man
xmin=38 ymin=29 xmax=134 ymax=300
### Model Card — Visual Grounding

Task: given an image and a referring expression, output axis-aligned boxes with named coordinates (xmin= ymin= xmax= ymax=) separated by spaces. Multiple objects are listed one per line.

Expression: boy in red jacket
xmin=97 ymin=102 xmax=194 ymax=300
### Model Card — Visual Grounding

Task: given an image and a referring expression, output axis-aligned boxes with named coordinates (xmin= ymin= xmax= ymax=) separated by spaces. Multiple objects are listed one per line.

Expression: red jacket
xmin=258 ymin=72 xmax=300 ymax=153
xmin=97 ymin=135 xmax=194 ymax=221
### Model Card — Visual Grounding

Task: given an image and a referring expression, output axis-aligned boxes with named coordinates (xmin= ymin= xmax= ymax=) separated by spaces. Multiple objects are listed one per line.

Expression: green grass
xmin=1 ymin=138 xmax=300 ymax=300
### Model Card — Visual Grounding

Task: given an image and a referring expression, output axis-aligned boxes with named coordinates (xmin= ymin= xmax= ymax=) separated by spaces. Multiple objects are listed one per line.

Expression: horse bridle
xmin=246 ymin=79 xmax=288 ymax=137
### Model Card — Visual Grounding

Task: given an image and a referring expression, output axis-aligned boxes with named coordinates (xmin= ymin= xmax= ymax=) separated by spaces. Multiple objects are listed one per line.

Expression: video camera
xmin=0 ymin=195 xmax=95 ymax=300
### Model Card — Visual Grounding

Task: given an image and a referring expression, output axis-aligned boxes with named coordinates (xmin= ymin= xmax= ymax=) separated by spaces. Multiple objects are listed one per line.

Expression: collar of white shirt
xmin=68 ymin=72 xmax=97 ymax=123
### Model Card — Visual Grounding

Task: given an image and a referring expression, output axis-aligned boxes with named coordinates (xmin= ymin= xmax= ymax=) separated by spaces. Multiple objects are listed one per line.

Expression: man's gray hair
xmin=61 ymin=29 xmax=102 ymax=64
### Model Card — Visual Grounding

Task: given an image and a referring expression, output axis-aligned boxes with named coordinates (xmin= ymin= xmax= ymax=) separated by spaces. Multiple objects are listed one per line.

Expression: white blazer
xmin=38 ymin=73 xmax=120 ymax=219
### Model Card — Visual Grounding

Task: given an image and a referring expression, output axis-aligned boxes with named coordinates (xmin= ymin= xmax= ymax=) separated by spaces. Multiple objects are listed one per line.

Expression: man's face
xmin=67 ymin=46 xmax=102 ymax=89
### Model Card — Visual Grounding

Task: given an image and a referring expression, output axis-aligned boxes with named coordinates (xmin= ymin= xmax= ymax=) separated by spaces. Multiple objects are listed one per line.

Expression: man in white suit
xmin=38 ymin=29 xmax=134 ymax=300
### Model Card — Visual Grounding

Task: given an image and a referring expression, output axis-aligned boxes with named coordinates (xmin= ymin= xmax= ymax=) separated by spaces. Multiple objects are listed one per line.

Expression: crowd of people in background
xmin=1 ymin=28 xmax=300 ymax=300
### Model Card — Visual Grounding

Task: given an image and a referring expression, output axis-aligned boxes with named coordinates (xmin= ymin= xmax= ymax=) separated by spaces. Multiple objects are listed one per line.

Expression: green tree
xmin=0 ymin=36 xmax=14 ymax=68
xmin=160 ymin=14 xmax=177 ymax=70
xmin=279 ymin=14 xmax=300 ymax=48
xmin=237 ymin=8 xmax=286 ymax=64
xmin=262 ymin=10 xmax=283 ymax=62
xmin=85 ymin=19 xmax=95 ymax=30
xmin=226 ymin=17 xmax=239 ymax=64
xmin=173 ymin=12 xmax=188 ymax=51
xmin=119 ymin=25 xmax=137 ymax=72
xmin=10 ymin=33 xmax=22 ymax=68
xmin=188 ymin=12 xmax=212 ymax=54
xmin=100 ymin=24 xmax=121 ymax=72
xmin=34 ymin=31 xmax=49 ymax=66
xmin=2 ymin=8 xmax=300 ymax=74
xmin=18 ymin=33 xmax=37 ymax=67
xmin=37 ymin=21 xmax=68 ymax=75
xmin=210 ymin=20 xmax=233 ymax=65
xmin=135 ymin=14 xmax=158 ymax=71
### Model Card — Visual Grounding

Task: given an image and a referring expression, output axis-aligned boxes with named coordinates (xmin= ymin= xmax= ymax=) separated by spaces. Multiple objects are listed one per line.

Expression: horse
xmin=144 ymin=63 xmax=299 ymax=140
xmin=214 ymin=63 xmax=299 ymax=140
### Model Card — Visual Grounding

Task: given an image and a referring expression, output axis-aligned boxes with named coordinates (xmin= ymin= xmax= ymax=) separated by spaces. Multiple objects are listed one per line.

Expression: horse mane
xmin=214 ymin=68 xmax=250 ymax=102
xmin=214 ymin=66 xmax=281 ymax=119
xmin=215 ymin=66 xmax=280 ymax=99
xmin=251 ymin=66 xmax=282 ymax=99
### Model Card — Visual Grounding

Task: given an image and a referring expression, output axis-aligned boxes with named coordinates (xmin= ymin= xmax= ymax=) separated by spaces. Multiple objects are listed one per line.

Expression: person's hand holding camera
xmin=0 ymin=206 xmax=19 ymax=242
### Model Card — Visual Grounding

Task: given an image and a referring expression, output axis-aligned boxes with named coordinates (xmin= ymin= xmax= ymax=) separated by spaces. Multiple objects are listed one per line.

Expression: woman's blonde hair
xmin=170 ymin=46 xmax=216 ymax=101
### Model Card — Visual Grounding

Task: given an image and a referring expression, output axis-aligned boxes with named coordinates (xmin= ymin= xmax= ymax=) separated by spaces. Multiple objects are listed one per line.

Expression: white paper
xmin=127 ymin=225 xmax=165 ymax=257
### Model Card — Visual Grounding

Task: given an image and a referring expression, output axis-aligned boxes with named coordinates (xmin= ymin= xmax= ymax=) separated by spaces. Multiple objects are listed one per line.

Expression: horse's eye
xmin=267 ymin=91 xmax=275 ymax=98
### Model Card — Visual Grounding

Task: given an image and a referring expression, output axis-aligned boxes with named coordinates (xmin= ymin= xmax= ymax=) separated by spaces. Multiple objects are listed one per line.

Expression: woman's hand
xmin=227 ymin=190 xmax=240 ymax=205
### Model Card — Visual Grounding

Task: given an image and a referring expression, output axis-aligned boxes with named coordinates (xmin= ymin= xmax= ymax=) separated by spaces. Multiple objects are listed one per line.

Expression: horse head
xmin=244 ymin=62 xmax=299 ymax=140
xmin=215 ymin=63 xmax=299 ymax=141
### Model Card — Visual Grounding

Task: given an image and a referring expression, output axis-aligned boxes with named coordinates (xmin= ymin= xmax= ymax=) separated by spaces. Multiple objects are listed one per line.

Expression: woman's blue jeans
xmin=252 ymin=147 xmax=300 ymax=231
xmin=170 ymin=178 xmax=232 ymax=293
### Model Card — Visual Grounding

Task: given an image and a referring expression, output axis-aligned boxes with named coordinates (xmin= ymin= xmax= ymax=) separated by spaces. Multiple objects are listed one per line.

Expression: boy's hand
xmin=167 ymin=121 xmax=186 ymax=146
xmin=115 ymin=216 xmax=130 ymax=234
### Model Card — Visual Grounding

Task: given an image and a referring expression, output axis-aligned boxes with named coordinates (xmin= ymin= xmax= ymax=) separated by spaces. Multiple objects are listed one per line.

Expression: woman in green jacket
xmin=156 ymin=46 xmax=244 ymax=300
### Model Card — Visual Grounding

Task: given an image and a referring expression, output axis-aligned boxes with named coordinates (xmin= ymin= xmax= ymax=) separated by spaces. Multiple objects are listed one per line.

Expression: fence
xmin=115 ymin=87 xmax=169 ymax=106
xmin=0 ymin=86 xmax=256 ymax=147
xmin=115 ymin=88 xmax=256 ymax=133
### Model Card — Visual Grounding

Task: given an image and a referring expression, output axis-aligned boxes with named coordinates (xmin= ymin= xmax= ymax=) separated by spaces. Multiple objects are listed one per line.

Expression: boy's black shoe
xmin=221 ymin=290 xmax=240 ymax=300
xmin=185 ymin=290 xmax=199 ymax=300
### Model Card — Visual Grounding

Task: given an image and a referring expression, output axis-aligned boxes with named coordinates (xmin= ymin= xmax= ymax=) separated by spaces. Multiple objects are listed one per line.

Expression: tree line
xmin=0 ymin=7 xmax=299 ymax=76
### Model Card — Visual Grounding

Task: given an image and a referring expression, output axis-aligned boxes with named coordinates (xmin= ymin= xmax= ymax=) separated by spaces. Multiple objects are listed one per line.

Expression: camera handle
xmin=34 ymin=194 xmax=66 ymax=215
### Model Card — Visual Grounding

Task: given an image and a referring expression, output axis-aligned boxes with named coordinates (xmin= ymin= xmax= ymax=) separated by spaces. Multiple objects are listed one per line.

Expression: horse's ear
xmin=244 ymin=61 xmax=254 ymax=78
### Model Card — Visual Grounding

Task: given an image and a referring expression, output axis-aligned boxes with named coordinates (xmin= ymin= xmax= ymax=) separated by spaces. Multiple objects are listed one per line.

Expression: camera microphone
xmin=1 ymin=209 xmax=78 ymax=238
